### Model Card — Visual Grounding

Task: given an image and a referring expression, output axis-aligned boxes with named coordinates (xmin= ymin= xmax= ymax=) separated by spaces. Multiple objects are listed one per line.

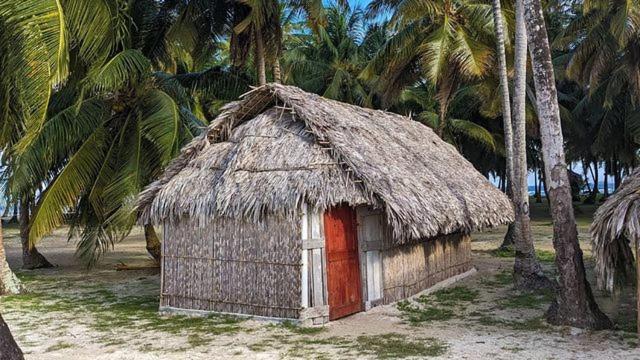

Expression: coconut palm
xmin=231 ymin=0 xmax=327 ymax=85
xmin=397 ymin=84 xmax=500 ymax=152
xmin=524 ymin=0 xmax=612 ymax=329
xmin=363 ymin=0 xmax=495 ymax=136
xmin=3 ymin=0 xmax=248 ymax=266
xmin=282 ymin=4 xmax=373 ymax=105
xmin=0 ymin=0 xmax=70 ymax=290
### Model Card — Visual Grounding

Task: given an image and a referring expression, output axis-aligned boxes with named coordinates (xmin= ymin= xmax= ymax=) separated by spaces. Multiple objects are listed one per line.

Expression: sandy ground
xmin=1 ymin=203 xmax=639 ymax=359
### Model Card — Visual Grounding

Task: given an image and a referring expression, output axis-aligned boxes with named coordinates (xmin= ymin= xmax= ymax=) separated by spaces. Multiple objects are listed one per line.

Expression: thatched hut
xmin=137 ymin=84 xmax=513 ymax=324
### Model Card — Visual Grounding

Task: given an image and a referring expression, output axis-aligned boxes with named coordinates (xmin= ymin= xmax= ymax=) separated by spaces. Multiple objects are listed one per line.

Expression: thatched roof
xmin=591 ymin=169 xmax=639 ymax=291
xmin=138 ymin=84 xmax=513 ymax=241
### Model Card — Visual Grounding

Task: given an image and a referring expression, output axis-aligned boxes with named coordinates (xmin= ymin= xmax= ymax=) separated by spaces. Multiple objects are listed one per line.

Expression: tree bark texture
xmin=491 ymin=0 xmax=515 ymax=190
xmin=524 ymin=0 xmax=611 ymax=329
xmin=19 ymin=198 xmax=53 ymax=270
xmin=0 ymin=221 xmax=22 ymax=296
xmin=254 ymin=27 xmax=267 ymax=86
xmin=0 ymin=314 xmax=23 ymax=360
xmin=273 ymin=59 xmax=282 ymax=84
xmin=144 ymin=224 xmax=161 ymax=263
xmin=511 ymin=0 xmax=551 ymax=290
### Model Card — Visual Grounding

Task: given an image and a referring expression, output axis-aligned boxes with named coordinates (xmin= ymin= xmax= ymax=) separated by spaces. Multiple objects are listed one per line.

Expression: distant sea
xmin=527 ymin=183 xmax=615 ymax=196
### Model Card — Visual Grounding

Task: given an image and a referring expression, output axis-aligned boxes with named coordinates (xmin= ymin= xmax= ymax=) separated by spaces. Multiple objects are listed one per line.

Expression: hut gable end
xmin=138 ymin=84 xmax=513 ymax=242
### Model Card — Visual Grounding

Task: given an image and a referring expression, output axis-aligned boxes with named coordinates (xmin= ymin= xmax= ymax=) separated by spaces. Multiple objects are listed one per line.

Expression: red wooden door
xmin=324 ymin=205 xmax=363 ymax=320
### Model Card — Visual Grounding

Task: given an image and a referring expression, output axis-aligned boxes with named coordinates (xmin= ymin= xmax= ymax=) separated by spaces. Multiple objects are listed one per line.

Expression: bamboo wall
xmin=161 ymin=216 xmax=302 ymax=319
xmin=380 ymin=233 xmax=472 ymax=303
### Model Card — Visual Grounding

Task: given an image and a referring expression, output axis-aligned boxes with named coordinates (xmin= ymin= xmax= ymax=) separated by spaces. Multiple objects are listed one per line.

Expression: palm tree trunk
xmin=144 ymin=224 xmax=161 ymax=263
xmin=0 ymin=314 xmax=23 ymax=359
xmin=254 ymin=27 xmax=267 ymax=86
xmin=492 ymin=0 xmax=516 ymax=252
xmin=603 ymin=163 xmax=609 ymax=198
xmin=524 ymin=0 xmax=611 ymax=329
xmin=491 ymin=0 xmax=514 ymax=189
xmin=273 ymin=60 xmax=282 ymax=84
xmin=511 ymin=0 xmax=550 ymax=290
xmin=0 ymin=221 xmax=22 ymax=296
xmin=19 ymin=197 xmax=52 ymax=270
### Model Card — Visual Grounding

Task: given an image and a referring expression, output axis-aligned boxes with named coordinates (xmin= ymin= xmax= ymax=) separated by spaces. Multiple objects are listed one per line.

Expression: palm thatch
xmin=138 ymin=84 xmax=513 ymax=242
xmin=591 ymin=169 xmax=639 ymax=292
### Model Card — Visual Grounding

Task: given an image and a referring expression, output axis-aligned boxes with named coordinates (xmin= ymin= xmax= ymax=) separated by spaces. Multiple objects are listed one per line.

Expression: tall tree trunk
xmin=535 ymin=167 xmax=543 ymax=203
xmin=613 ymin=158 xmax=622 ymax=190
xmin=0 ymin=221 xmax=22 ymax=296
xmin=511 ymin=0 xmax=551 ymax=290
xmin=19 ymin=198 xmax=52 ymax=270
xmin=593 ymin=160 xmax=599 ymax=195
xmin=492 ymin=0 xmax=517 ymax=252
xmin=144 ymin=224 xmax=161 ymax=263
xmin=524 ymin=0 xmax=611 ymax=329
xmin=273 ymin=60 xmax=282 ymax=84
xmin=491 ymin=0 xmax=515 ymax=192
xmin=540 ymin=165 xmax=550 ymax=205
xmin=0 ymin=314 xmax=23 ymax=360
xmin=603 ymin=163 xmax=609 ymax=198
xmin=254 ymin=27 xmax=267 ymax=86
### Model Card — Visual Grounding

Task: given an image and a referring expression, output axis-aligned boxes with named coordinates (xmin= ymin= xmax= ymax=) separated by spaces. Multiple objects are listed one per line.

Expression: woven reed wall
xmin=161 ymin=215 xmax=302 ymax=319
xmin=381 ymin=233 xmax=472 ymax=304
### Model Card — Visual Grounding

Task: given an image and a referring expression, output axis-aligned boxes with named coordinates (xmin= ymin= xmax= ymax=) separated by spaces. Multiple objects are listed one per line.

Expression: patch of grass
xmin=480 ymin=271 xmax=514 ymax=288
xmin=489 ymin=248 xmax=556 ymax=263
xmin=499 ymin=290 xmax=554 ymax=309
xmin=473 ymin=314 xmax=549 ymax=332
xmin=45 ymin=341 xmax=73 ymax=352
xmin=429 ymin=286 xmax=479 ymax=305
xmin=491 ymin=247 xmax=515 ymax=258
xmin=396 ymin=300 xmax=454 ymax=324
xmin=355 ymin=333 xmax=448 ymax=358
xmin=535 ymin=250 xmax=556 ymax=263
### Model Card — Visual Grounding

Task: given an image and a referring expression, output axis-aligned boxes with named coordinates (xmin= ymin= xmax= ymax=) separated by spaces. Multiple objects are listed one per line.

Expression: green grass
xmin=490 ymin=248 xmax=556 ymax=263
xmin=472 ymin=314 xmax=549 ymax=332
xmin=428 ymin=286 xmax=480 ymax=305
xmin=355 ymin=333 xmax=448 ymax=358
xmin=396 ymin=286 xmax=480 ymax=325
xmin=396 ymin=300 xmax=455 ymax=324
xmin=498 ymin=290 xmax=554 ymax=309
xmin=480 ymin=271 xmax=514 ymax=288
xmin=2 ymin=280 xmax=244 ymax=337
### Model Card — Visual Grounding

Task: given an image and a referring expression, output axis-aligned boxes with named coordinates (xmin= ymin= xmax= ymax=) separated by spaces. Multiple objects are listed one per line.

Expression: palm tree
xmin=524 ymin=0 xmax=611 ymax=329
xmin=398 ymin=84 xmax=500 ymax=152
xmin=232 ymin=0 xmax=327 ymax=85
xmin=364 ymin=0 xmax=495 ymax=136
xmin=510 ymin=0 xmax=550 ymax=289
xmin=554 ymin=0 xmax=640 ymax=191
xmin=282 ymin=4 xmax=372 ymax=105
xmin=0 ymin=0 xmax=70 ymax=291
xmin=4 ymin=0 xmax=247 ymax=266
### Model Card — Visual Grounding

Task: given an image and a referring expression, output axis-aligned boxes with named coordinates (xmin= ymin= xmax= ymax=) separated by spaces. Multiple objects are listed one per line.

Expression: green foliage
xmin=2 ymin=0 xmax=640 ymax=267
xmin=498 ymin=291 xmax=554 ymax=309
xmin=354 ymin=333 xmax=449 ymax=358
